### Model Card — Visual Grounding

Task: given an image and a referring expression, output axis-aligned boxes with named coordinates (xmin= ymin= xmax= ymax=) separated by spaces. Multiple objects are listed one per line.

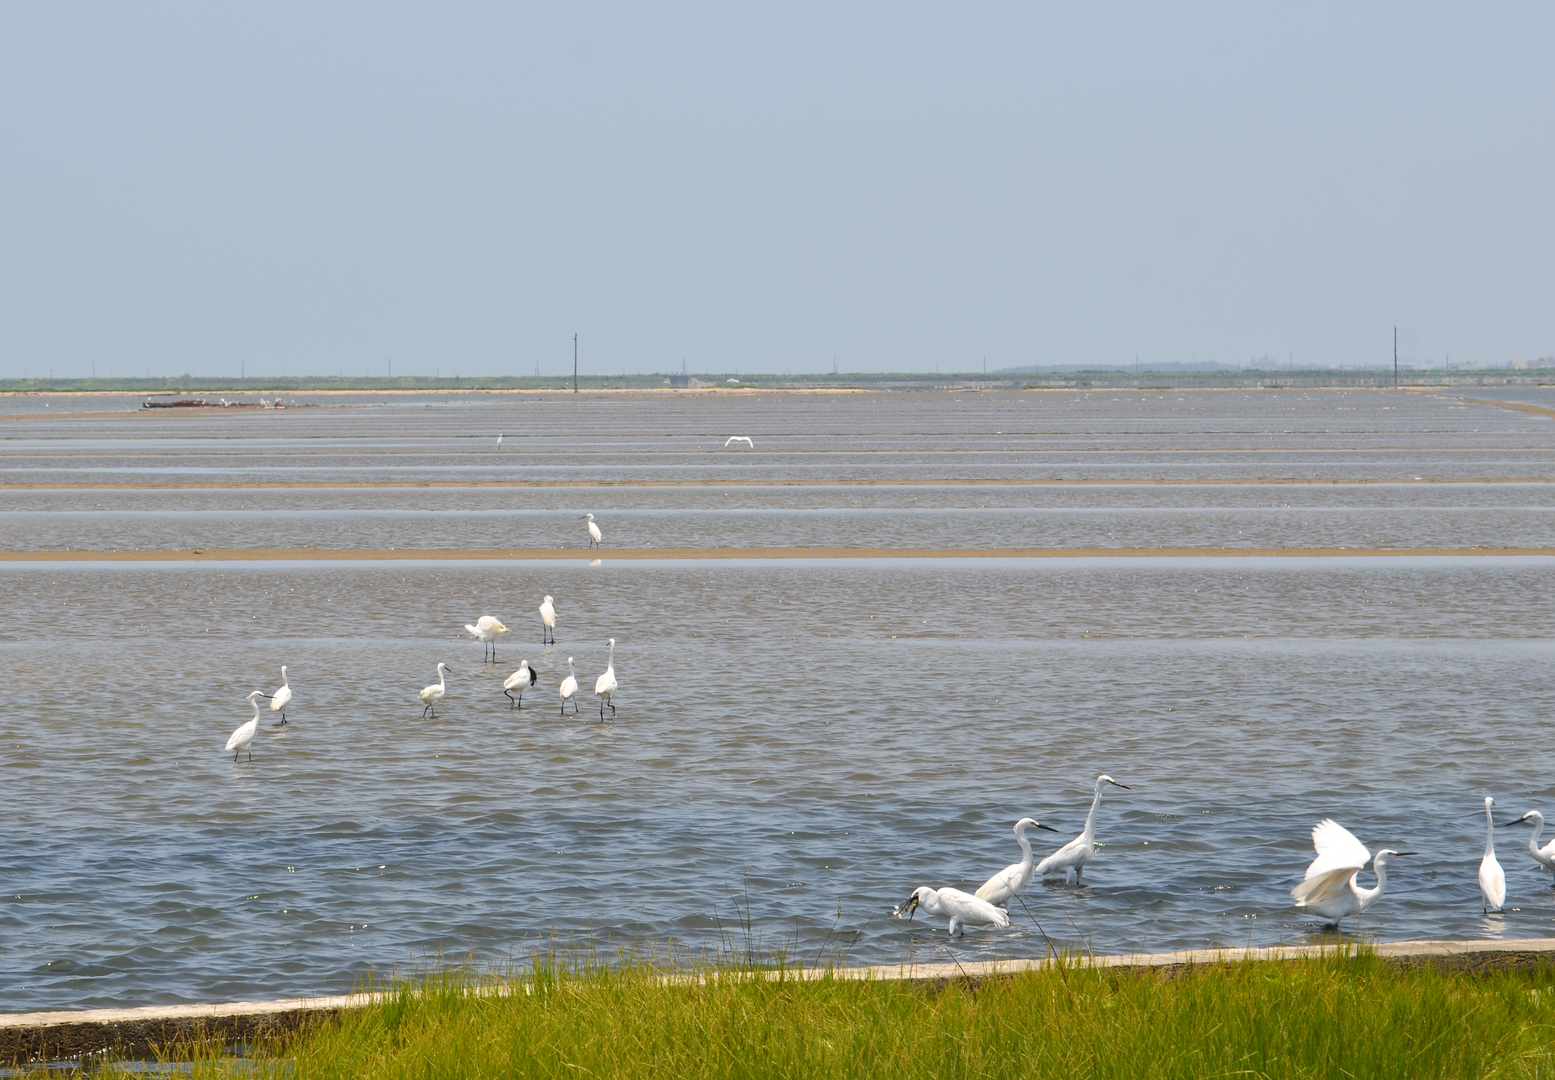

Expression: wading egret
xmin=558 ymin=657 xmax=579 ymax=715
xmin=1036 ymin=775 xmax=1130 ymax=884
xmin=1481 ymin=796 xmax=1506 ymax=913
xmin=581 ymin=513 xmax=602 ymax=548
xmin=1501 ymin=810 xmax=1555 ymax=876
xmin=497 ymin=434 xmax=503 ymax=452
xmin=539 ymin=595 xmax=556 ymax=644
xmin=1290 ymin=819 xmax=1414 ymax=926
xmin=419 ymin=663 xmax=453 ymax=718
xmin=975 ymin=818 xmax=1060 ymax=907
xmin=504 ymin=661 xmax=537 ymax=709
xmin=724 ymin=436 xmax=753 ymax=448
xmin=266 ymin=666 xmax=292 ymax=725
xmin=894 ymin=887 xmax=1010 ymax=938
xmin=225 ymin=691 xmax=265 ymax=762
xmin=594 ymin=638 xmax=617 ymax=719
xmin=464 ymin=615 xmax=509 ymax=663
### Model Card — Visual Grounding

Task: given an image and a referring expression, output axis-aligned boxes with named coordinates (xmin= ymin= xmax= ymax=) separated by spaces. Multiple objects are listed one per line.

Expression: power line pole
xmin=1393 ymin=326 xmax=1398 ymax=388
xmin=573 ymin=333 xmax=579 ymax=394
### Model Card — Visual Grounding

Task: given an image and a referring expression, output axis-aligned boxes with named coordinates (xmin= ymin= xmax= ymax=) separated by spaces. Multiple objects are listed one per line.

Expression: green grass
xmin=134 ymin=949 xmax=1555 ymax=1079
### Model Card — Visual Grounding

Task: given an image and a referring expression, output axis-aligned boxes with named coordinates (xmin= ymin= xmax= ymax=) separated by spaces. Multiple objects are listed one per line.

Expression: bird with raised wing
xmin=1290 ymin=818 xmax=1414 ymax=926
xmin=1501 ymin=809 xmax=1555 ymax=877
xmin=975 ymin=817 xmax=1060 ymax=907
xmin=465 ymin=615 xmax=509 ymax=663
xmin=894 ymin=886 xmax=1010 ymax=938
xmin=265 ymin=666 xmax=292 ymax=725
xmin=594 ymin=638 xmax=617 ymax=719
xmin=504 ymin=661 xmax=537 ymax=709
xmin=539 ymin=595 xmax=557 ymax=645
xmin=1481 ymin=796 xmax=1506 ymax=913
xmin=558 ymin=657 xmax=579 ymax=716
xmin=724 ymin=436 xmax=754 ymax=448
xmin=1036 ymin=775 xmax=1130 ymax=884
xmin=419 ymin=663 xmax=453 ymax=719
xmin=226 ymin=691 xmax=266 ymax=762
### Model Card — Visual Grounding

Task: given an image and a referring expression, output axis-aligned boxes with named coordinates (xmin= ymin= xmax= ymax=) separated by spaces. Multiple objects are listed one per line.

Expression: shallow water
xmin=0 ymin=389 xmax=1553 ymax=1011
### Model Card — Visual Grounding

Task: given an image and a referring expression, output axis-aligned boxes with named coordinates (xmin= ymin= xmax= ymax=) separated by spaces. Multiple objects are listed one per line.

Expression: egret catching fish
xmin=975 ymin=818 xmax=1060 ymax=907
xmin=894 ymin=886 xmax=1010 ymax=938
xmin=558 ymin=657 xmax=579 ymax=716
xmin=1036 ymin=775 xmax=1130 ymax=884
xmin=1501 ymin=810 xmax=1555 ymax=877
xmin=419 ymin=662 xmax=453 ymax=718
xmin=225 ymin=691 xmax=265 ymax=762
xmin=594 ymin=638 xmax=617 ymax=719
xmin=265 ymin=666 xmax=292 ymax=725
xmin=1290 ymin=818 xmax=1414 ymax=926
xmin=724 ymin=436 xmax=754 ymax=448
xmin=581 ymin=513 xmax=602 ymax=548
xmin=539 ymin=595 xmax=557 ymax=644
xmin=504 ymin=661 xmax=537 ymax=709
xmin=464 ymin=615 xmax=509 ymax=663
xmin=1481 ymin=796 xmax=1506 ymax=913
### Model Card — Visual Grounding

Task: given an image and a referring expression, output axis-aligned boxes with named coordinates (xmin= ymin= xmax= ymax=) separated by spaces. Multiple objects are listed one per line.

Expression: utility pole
xmin=573 ymin=333 xmax=579 ymax=394
xmin=1393 ymin=326 xmax=1398 ymax=388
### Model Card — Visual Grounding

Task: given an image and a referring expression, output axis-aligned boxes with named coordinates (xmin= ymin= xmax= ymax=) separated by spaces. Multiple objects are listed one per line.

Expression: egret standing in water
xmin=594 ymin=638 xmax=617 ymax=719
xmin=497 ymin=434 xmax=503 ymax=452
xmin=1502 ymin=809 xmax=1555 ymax=877
xmin=582 ymin=513 xmax=602 ymax=548
xmin=558 ymin=657 xmax=579 ymax=715
xmin=894 ymin=887 xmax=1010 ymax=938
xmin=1480 ymin=796 xmax=1506 ymax=913
xmin=1036 ymin=775 xmax=1130 ymax=884
xmin=975 ymin=817 xmax=1060 ymax=907
xmin=504 ymin=660 xmax=537 ymax=709
xmin=226 ymin=691 xmax=265 ymax=762
xmin=464 ymin=615 xmax=509 ymax=663
xmin=265 ymin=666 xmax=292 ymax=725
xmin=1290 ymin=819 xmax=1414 ymax=926
xmin=539 ymin=595 xmax=557 ymax=645
xmin=419 ymin=663 xmax=453 ymax=718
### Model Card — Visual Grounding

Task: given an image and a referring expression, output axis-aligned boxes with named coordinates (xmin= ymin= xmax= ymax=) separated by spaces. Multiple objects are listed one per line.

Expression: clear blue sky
xmin=1 ymin=4 xmax=1550 ymax=378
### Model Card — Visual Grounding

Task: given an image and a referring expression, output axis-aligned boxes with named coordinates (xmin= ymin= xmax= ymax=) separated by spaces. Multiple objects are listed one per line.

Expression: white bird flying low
xmin=1290 ymin=818 xmax=1414 ymax=926
xmin=225 ymin=691 xmax=266 ymax=762
xmin=581 ymin=513 xmax=602 ymax=548
xmin=594 ymin=638 xmax=617 ymax=720
xmin=975 ymin=817 xmax=1060 ymax=907
xmin=419 ymin=662 xmax=454 ymax=719
xmin=724 ymin=436 xmax=754 ymax=448
xmin=504 ymin=660 xmax=537 ymax=709
xmin=1480 ymin=796 xmax=1506 ymax=913
xmin=539 ymin=595 xmax=557 ymax=645
xmin=894 ymin=886 xmax=1010 ymax=938
xmin=1501 ymin=809 xmax=1555 ymax=877
xmin=1036 ymin=774 xmax=1130 ymax=885
xmin=465 ymin=615 xmax=509 ymax=663
xmin=265 ymin=666 xmax=292 ymax=725
xmin=558 ymin=657 xmax=579 ymax=716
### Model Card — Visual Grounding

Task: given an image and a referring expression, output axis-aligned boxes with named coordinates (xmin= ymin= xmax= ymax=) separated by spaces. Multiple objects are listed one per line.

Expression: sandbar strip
xmin=0 ymin=545 xmax=1551 ymax=563
xmin=0 ymin=477 xmax=1551 ymax=491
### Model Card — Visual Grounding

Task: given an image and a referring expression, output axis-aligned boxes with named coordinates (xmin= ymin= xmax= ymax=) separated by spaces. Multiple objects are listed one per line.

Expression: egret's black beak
xmin=1393 ymin=851 xmax=1418 ymax=856
xmin=895 ymin=895 xmax=919 ymax=920
xmin=1110 ymin=782 xmax=1132 ymax=790
xmin=1036 ymin=823 xmax=1060 ymax=832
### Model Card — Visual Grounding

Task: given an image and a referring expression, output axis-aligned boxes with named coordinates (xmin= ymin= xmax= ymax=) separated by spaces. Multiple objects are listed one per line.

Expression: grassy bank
xmin=116 ymin=949 xmax=1555 ymax=1079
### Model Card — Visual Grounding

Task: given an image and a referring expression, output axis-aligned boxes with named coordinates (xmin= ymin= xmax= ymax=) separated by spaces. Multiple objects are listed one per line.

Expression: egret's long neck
xmin=1014 ymin=824 xmax=1034 ymax=865
xmin=1485 ymin=804 xmax=1497 ymax=858
xmin=1082 ymin=785 xmax=1104 ymax=845
xmin=251 ymin=700 xmax=262 ymax=721
xmin=1532 ymin=818 xmax=1546 ymax=857
xmin=1358 ymin=861 xmax=1387 ymax=909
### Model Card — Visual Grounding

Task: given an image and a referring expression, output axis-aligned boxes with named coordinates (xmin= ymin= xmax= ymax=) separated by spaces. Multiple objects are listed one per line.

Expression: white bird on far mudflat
xmin=894 ymin=887 xmax=1010 ymax=938
xmin=497 ymin=433 xmax=503 ymax=452
xmin=1480 ymin=796 xmax=1506 ymax=913
xmin=1290 ymin=818 xmax=1414 ymax=926
xmin=504 ymin=660 xmax=537 ymax=709
xmin=464 ymin=615 xmax=509 ymax=663
xmin=539 ymin=595 xmax=557 ymax=644
xmin=558 ymin=657 xmax=579 ymax=716
xmin=265 ymin=666 xmax=292 ymax=725
xmin=581 ymin=513 xmax=602 ymax=548
xmin=1501 ymin=809 xmax=1555 ymax=877
xmin=419 ymin=662 xmax=454 ymax=718
xmin=724 ymin=436 xmax=753 ymax=448
xmin=1036 ymin=775 xmax=1130 ymax=884
xmin=975 ymin=817 xmax=1060 ymax=907
xmin=226 ymin=691 xmax=265 ymax=762
xmin=594 ymin=638 xmax=617 ymax=720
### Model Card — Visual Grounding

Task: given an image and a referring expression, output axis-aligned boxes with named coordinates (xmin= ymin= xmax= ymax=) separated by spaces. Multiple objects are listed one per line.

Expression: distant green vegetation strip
xmin=140 ymin=951 xmax=1555 ymax=1079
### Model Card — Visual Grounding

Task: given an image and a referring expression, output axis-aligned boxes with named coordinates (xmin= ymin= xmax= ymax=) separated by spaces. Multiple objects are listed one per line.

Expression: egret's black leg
xmin=422 ymin=703 xmax=433 ymax=719
xmin=505 ymin=689 xmax=515 ymax=708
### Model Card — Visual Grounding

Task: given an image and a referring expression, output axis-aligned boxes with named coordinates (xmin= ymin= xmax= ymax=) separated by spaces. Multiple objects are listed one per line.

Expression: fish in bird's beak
xmin=892 ymin=893 xmax=920 ymax=920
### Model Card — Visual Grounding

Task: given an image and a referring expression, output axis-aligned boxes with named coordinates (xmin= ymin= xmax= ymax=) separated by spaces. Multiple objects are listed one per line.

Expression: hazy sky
xmin=1 ymin=4 xmax=1551 ymax=378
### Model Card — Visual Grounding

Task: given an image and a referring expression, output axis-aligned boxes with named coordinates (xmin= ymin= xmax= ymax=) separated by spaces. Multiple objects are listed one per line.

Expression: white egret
xmin=975 ymin=818 xmax=1060 ymax=907
xmin=1501 ymin=810 xmax=1555 ymax=876
xmin=1480 ymin=796 xmax=1506 ymax=913
xmin=1290 ymin=819 xmax=1414 ymax=926
xmin=497 ymin=433 xmax=503 ymax=452
xmin=265 ymin=666 xmax=292 ymax=725
xmin=539 ymin=595 xmax=557 ymax=645
xmin=724 ymin=436 xmax=754 ymax=448
xmin=464 ymin=615 xmax=509 ymax=663
xmin=558 ymin=657 xmax=579 ymax=715
xmin=504 ymin=660 xmax=537 ymax=709
xmin=581 ymin=513 xmax=602 ymax=548
xmin=1036 ymin=775 xmax=1130 ymax=884
xmin=594 ymin=638 xmax=617 ymax=719
xmin=419 ymin=662 xmax=454 ymax=718
xmin=894 ymin=886 xmax=1010 ymax=938
xmin=225 ymin=691 xmax=265 ymax=762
